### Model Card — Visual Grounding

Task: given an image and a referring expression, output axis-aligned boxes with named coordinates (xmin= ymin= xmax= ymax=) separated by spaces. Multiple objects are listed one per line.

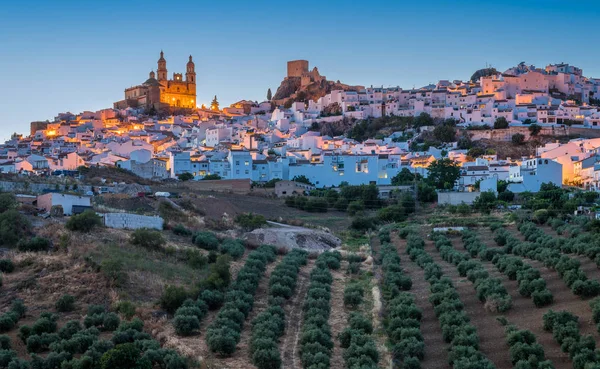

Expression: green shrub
xmin=129 ymin=228 xmax=165 ymax=250
xmin=115 ymin=301 xmax=137 ymax=320
xmin=350 ymin=216 xmax=377 ymax=232
xmin=173 ymin=315 xmax=200 ymax=336
xmin=65 ymin=210 xmax=103 ymax=232
xmin=0 ymin=259 xmax=14 ymax=273
xmin=344 ymin=284 xmax=364 ymax=308
xmin=172 ymin=224 xmax=192 ymax=236
xmin=159 ymin=286 xmax=189 ymax=314
xmin=0 ymin=335 xmax=10 ymax=350
xmin=220 ymin=239 xmax=245 ymax=260
xmin=17 ymin=237 xmax=51 ymax=252
xmin=0 ymin=210 xmax=32 ymax=247
xmin=200 ymin=289 xmax=224 ymax=310
xmin=347 ymin=200 xmax=365 ymax=216
xmin=235 ymin=213 xmax=267 ymax=231
xmin=192 ymin=232 xmax=219 ymax=250
xmin=56 ymin=294 xmax=76 ymax=312
xmin=185 ymin=249 xmax=207 ymax=269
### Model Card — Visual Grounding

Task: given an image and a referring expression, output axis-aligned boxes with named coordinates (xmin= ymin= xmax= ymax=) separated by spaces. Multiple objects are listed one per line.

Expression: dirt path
xmin=394 ymin=235 xmax=451 ymax=369
xmin=452 ymin=233 xmax=571 ymax=369
xmin=369 ymin=236 xmax=393 ymax=369
xmin=424 ymin=238 xmax=513 ymax=369
xmin=217 ymin=257 xmax=280 ymax=369
xmin=329 ymin=261 xmax=349 ymax=369
xmin=281 ymin=259 xmax=314 ymax=369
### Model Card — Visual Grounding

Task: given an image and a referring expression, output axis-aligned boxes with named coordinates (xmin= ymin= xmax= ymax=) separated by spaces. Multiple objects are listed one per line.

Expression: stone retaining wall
xmin=103 ymin=213 xmax=163 ymax=230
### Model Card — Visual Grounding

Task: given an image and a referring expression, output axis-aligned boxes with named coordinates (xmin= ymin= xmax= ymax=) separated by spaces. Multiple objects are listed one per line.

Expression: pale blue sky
xmin=1 ymin=0 xmax=598 ymax=140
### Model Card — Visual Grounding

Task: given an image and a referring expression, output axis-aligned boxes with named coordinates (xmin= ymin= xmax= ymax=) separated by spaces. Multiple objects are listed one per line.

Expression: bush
xmin=0 ymin=210 xmax=32 ymax=247
xmin=0 ymin=335 xmax=10 ymax=350
xmin=350 ymin=216 xmax=377 ymax=232
xmin=344 ymin=284 xmax=364 ymax=308
xmin=0 ymin=259 xmax=14 ymax=273
xmin=129 ymin=228 xmax=165 ymax=250
xmin=65 ymin=211 xmax=103 ymax=232
xmin=56 ymin=294 xmax=75 ymax=312
xmin=173 ymin=315 xmax=200 ymax=336
xmin=347 ymin=201 xmax=365 ymax=216
xmin=220 ymin=239 xmax=245 ymax=260
xmin=172 ymin=224 xmax=192 ymax=236
xmin=115 ymin=301 xmax=137 ymax=320
xmin=192 ymin=232 xmax=219 ymax=250
xmin=235 ymin=213 xmax=266 ymax=231
xmin=200 ymin=289 xmax=225 ymax=310
xmin=378 ymin=205 xmax=406 ymax=223
xmin=17 ymin=237 xmax=51 ymax=252
xmin=159 ymin=286 xmax=189 ymax=314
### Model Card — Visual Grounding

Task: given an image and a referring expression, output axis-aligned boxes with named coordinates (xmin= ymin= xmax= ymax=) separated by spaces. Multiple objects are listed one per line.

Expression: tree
xmin=211 ymin=95 xmax=219 ymax=111
xmin=178 ymin=172 xmax=194 ymax=181
xmin=292 ymin=175 xmax=314 ymax=186
xmin=391 ymin=168 xmax=416 ymax=185
xmin=100 ymin=343 xmax=144 ymax=369
xmin=56 ymin=294 xmax=75 ymax=312
xmin=0 ymin=210 xmax=32 ymax=247
xmin=202 ymin=174 xmax=222 ymax=180
xmin=512 ymin=133 xmax=525 ymax=145
xmin=494 ymin=117 xmax=509 ymax=129
xmin=413 ymin=112 xmax=433 ymax=128
xmin=433 ymin=124 xmax=456 ymax=143
xmin=473 ymin=191 xmax=497 ymax=214
xmin=426 ymin=159 xmax=461 ymax=190
xmin=0 ymin=193 xmax=17 ymax=213
xmin=266 ymin=88 xmax=272 ymax=101
xmin=529 ymin=124 xmax=542 ymax=136
xmin=159 ymin=286 xmax=189 ymax=314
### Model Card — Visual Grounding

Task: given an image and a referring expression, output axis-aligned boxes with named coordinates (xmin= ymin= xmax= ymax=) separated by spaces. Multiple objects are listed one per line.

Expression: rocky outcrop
xmin=273 ymin=77 xmax=302 ymax=101
xmin=273 ymin=76 xmax=363 ymax=104
xmin=244 ymin=225 xmax=341 ymax=251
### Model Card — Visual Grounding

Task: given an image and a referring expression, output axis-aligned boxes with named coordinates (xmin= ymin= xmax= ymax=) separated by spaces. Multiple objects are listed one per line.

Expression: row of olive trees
xmin=377 ymin=229 xmax=421 ymax=367
xmin=249 ymin=249 xmax=308 ymax=369
xmin=543 ymin=310 xmax=599 ymax=368
xmin=462 ymin=230 xmax=553 ymax=307
xmin=299 ymin=252 xmax=342 ymax=369
xmin=405 ymin=233 xmax=496 ymax=369
xmin=432 ymin=233 xmax=512 ymax=313
xmin=511 ymin=222 xmax=600 ymax=298
xmin=0 ymin=299 xmax=187 ymax=369
xmin=205 ymin=245 xmax=277 ymax=356
xmin=501 ymin=322 xmax=553 ymax=368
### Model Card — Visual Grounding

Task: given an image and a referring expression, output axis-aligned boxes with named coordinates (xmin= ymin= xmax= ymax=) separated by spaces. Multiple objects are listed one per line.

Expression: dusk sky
xmin=1 ymin=0 xmax=599 ymax=141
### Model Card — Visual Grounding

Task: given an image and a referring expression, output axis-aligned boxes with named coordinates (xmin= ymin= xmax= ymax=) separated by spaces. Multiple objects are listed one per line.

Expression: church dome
xmin=143 ymin=77 xmax=161 ymax=86
xmin=158 ymin=50 xmax=166 ymax=62
xmin=187 ymin=55 xmax=194 ymax=66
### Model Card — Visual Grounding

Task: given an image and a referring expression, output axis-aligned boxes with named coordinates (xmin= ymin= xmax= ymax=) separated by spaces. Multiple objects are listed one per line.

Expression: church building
xmin=114 ymin=51 xmax=197 ymax=110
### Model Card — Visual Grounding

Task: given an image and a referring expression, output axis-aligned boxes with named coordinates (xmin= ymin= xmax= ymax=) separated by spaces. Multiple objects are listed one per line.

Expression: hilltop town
xmin=6 ymin=52 xmax=600 ymax=369
xmin=4 ymin=54 xmax=600 ymax=201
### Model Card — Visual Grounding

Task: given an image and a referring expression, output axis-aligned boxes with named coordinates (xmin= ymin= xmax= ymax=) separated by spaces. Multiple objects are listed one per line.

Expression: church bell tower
xmin=157 ymin=51 xmax=167 ymax=81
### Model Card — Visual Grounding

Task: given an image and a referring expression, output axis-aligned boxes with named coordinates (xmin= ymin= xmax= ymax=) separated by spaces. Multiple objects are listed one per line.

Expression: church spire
xmin=157 ymin=51 xmax=167 ymax=81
